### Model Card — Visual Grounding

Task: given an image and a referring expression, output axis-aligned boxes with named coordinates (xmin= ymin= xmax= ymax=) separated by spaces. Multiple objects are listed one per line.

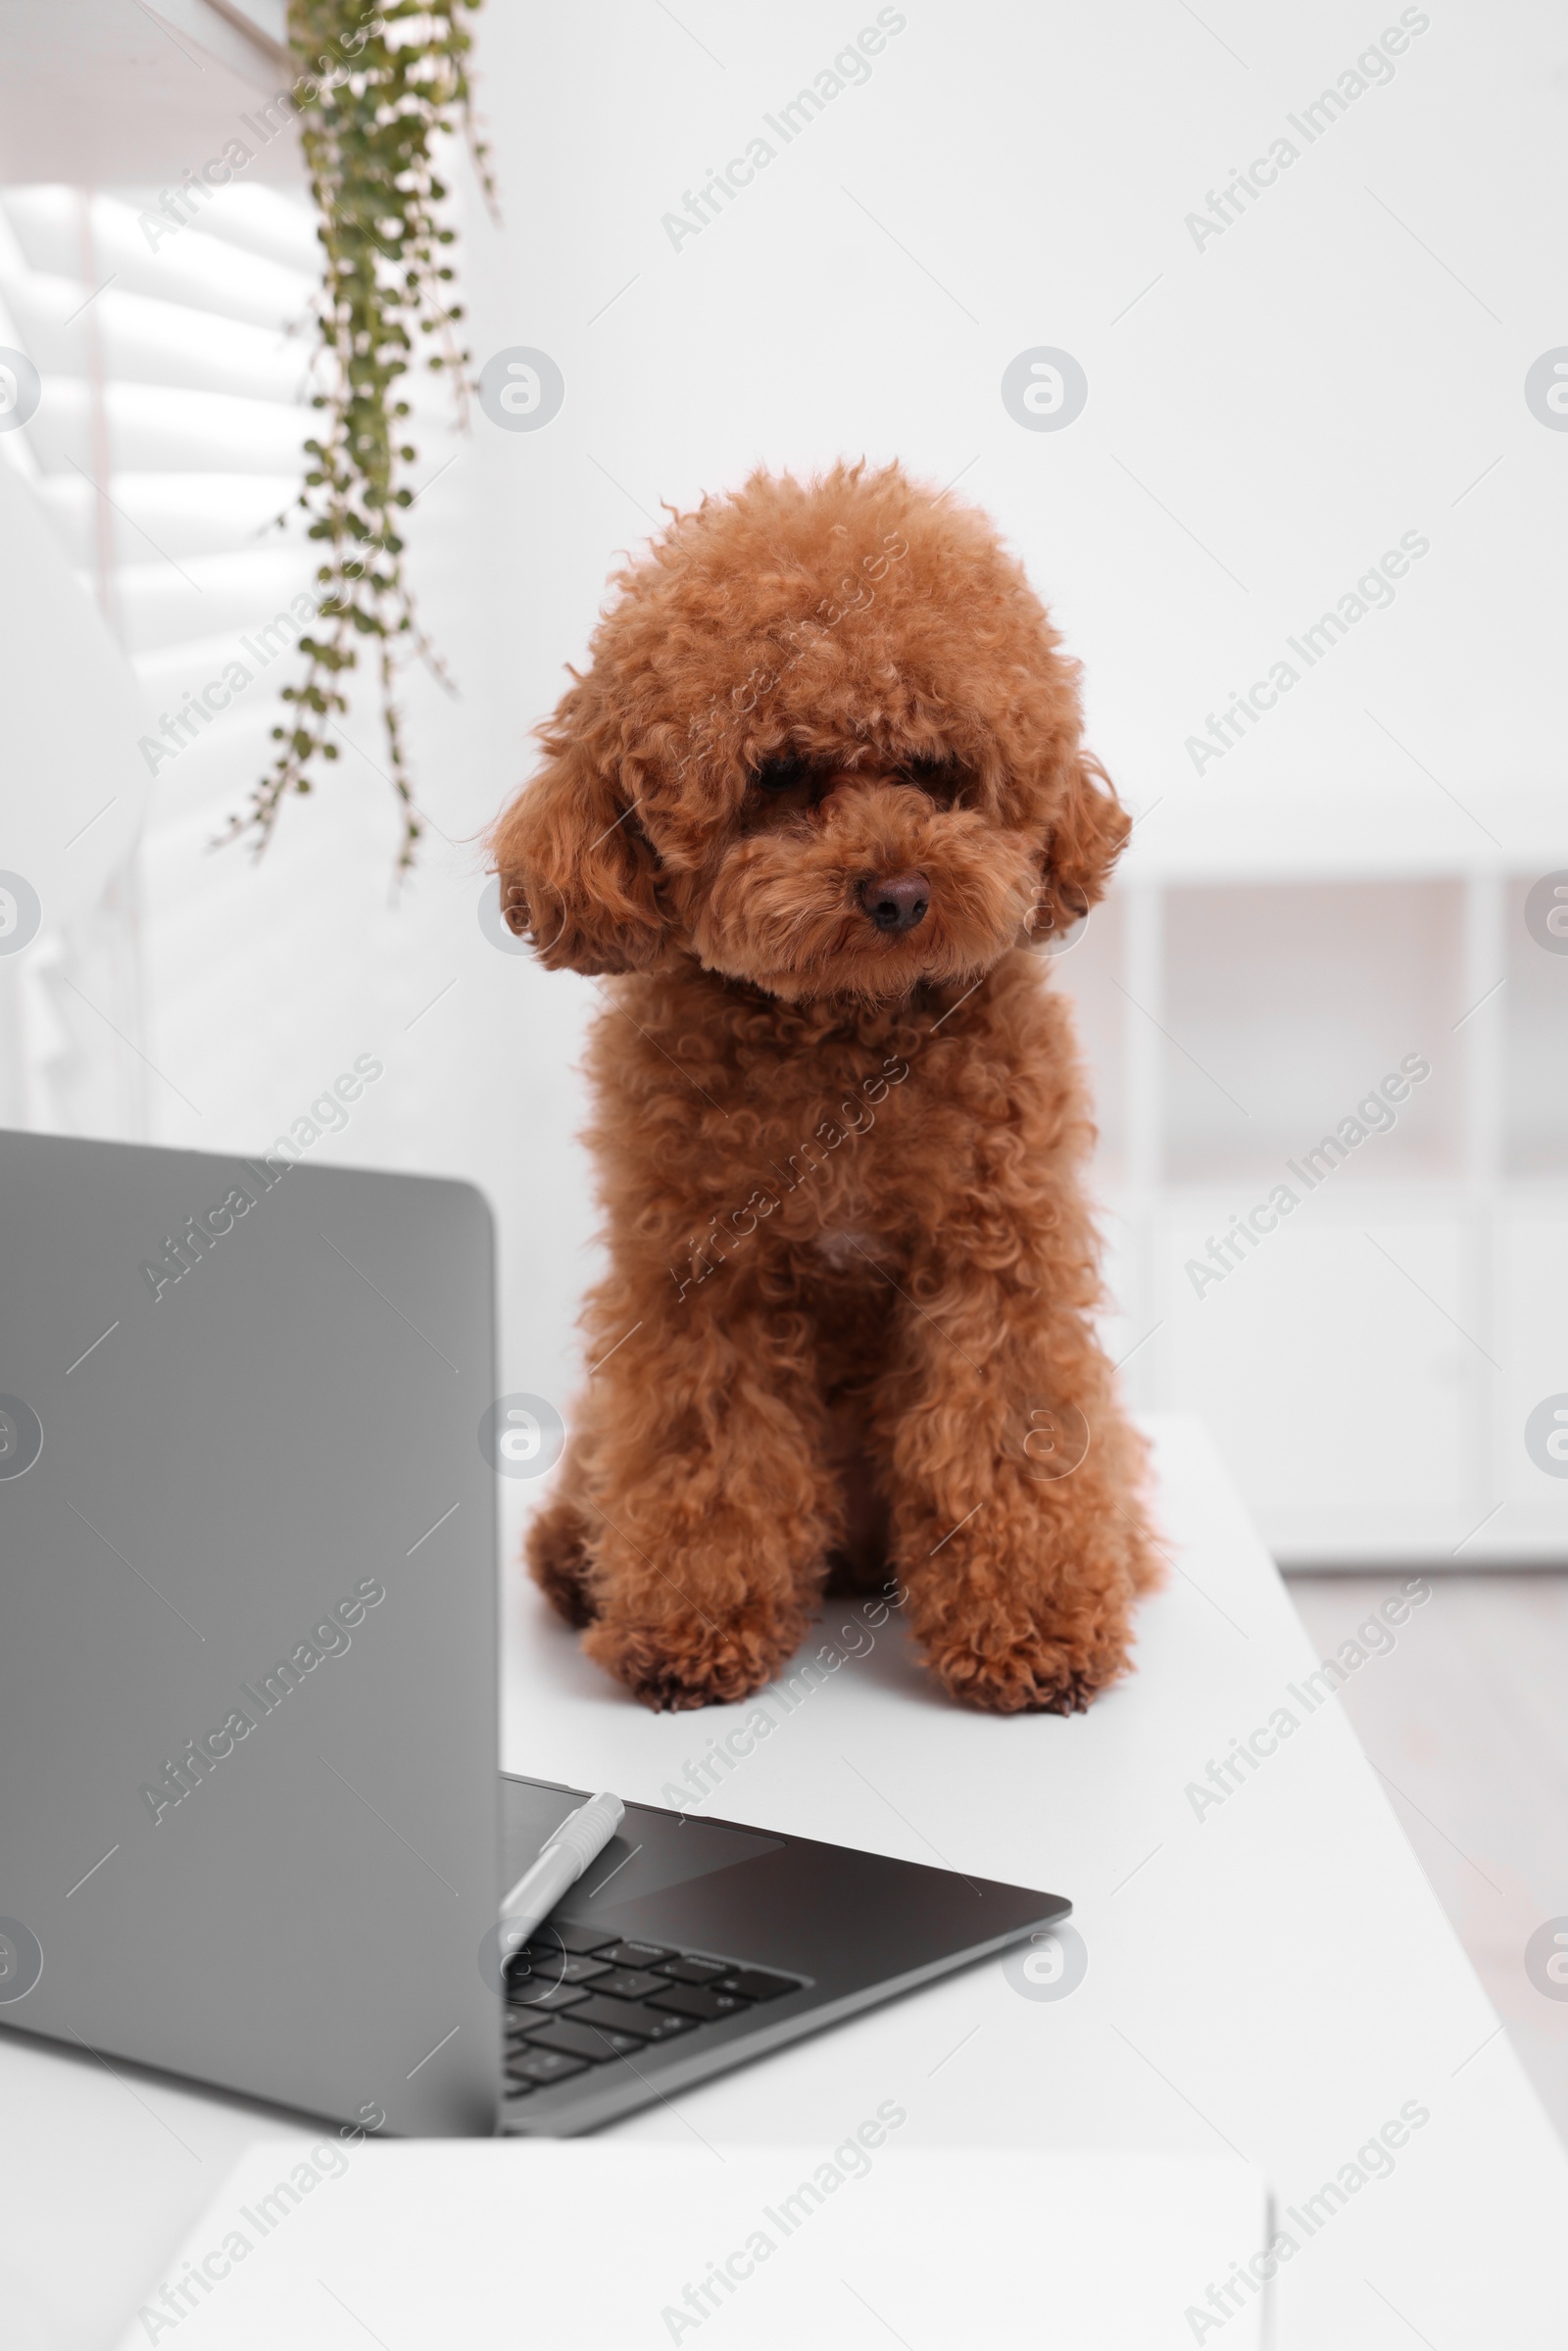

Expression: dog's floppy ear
xmin=488 ymin=695 xmax=666 ymax=976
xmin=1032 ymin=751 xmax=1131 ymax=946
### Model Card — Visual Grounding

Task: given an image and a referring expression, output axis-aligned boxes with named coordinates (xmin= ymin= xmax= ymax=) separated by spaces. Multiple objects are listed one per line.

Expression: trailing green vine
xmin=225 ymin=0 xmax=492 ymax=875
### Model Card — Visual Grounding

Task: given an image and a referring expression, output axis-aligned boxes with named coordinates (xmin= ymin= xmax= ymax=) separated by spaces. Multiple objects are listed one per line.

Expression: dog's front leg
xmin=564 ymin=1268 xmax=841 ymax=1711
xmin=876 ymin=1257 xmax=1157 ymax=1715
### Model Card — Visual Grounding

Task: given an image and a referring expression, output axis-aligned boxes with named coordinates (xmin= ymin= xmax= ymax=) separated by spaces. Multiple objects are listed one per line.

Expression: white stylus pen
xmin=498 ymin=1790 xmax=625 ymax=1959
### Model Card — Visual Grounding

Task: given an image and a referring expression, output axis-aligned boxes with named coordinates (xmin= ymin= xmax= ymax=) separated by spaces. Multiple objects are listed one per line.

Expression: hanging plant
xmin=224 ymin=0 xmax=493 ymax=875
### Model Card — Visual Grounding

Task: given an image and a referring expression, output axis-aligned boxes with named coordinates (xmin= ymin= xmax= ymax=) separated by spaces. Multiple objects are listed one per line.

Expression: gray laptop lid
xmin=0 ymin=1130 xmax=502 ymax=2135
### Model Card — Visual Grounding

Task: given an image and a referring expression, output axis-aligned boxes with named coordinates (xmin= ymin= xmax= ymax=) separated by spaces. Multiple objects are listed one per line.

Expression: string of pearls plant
xmin=226 ymin=0 xmax=491 ymax=874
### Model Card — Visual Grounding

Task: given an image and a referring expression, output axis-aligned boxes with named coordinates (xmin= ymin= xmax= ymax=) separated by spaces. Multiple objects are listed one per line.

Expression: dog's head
xmin=488 ymin=463 xmax=1129 ymax=1002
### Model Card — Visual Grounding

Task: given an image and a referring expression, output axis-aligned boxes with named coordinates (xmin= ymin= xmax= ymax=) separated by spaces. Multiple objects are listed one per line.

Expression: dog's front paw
xmin=583 ymin=1597 xmax=808 ymax=1713
xmin=918 ymin=1616 xmax=1132 ymax=1716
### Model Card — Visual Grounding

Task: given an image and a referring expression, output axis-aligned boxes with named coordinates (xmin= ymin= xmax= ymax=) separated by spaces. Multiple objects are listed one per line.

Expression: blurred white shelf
xmin=1120 ymin=775 xmax=1568 ymax=888
xmin=1068 ymin=865 xmax=1568 ymax=1565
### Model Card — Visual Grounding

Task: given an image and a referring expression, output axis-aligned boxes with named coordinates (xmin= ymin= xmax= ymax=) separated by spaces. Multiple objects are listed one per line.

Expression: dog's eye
xmin=753 ymin=757 xmax=811 ymax=794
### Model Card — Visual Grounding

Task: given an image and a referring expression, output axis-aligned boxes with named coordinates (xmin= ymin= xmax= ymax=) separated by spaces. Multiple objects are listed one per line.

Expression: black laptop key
xmin=589 ymin=1967 xmax=667 ymax=2002
xmin=507 ymin=2046 xmax=591 ymax=2086
xmin=522 ymin=2016 xmax=646 ymax=2064
xmin=566 ymin=1996 xmax=697 ymax=2042
xmin=648 ymin=1983 xmax=754 ymax=2022
xmin=505 ymin=1979 xmax=587 ymax=2013
xmin=525 ymin=1923 xmax=612 ymax=1957
xmin=510 ymin=1950 xmax=608 ymax=1987
xmin=656 ymin=1954 xmax=731 ymax=1986
xmin=713 ymin=1967 xmax=801 ymax=2002
xmin=592 ymin=1939 xmax=672 ymax=1969
xmin=622 ymin=2008 xmax=696 ymax=2043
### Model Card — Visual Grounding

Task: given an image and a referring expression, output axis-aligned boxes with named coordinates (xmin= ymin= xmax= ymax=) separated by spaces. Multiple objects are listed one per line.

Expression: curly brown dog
xmin=489 ymin=461 xmax=1158 ymax=1714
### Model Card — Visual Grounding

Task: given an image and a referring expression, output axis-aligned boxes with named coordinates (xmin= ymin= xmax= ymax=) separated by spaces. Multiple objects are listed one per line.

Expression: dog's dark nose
xmin=859 ymin=871 xmax=929 ymax=933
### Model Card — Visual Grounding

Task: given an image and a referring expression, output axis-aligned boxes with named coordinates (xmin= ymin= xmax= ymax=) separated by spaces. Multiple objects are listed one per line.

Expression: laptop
xmin=0 ymin=1129 xmax=1069 ymax=2138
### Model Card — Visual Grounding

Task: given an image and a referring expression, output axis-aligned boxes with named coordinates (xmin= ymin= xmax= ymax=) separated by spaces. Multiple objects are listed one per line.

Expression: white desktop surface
xmin=3 ymin=1416 xmax=1563 ymax=2349
xmin=105 ymin=2139 xmax=1271 ymax=2350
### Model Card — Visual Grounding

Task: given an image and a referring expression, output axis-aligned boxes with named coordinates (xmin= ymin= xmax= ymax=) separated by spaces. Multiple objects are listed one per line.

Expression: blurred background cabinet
xmin=1063 ymin=860 xmax=1568 ymax=1564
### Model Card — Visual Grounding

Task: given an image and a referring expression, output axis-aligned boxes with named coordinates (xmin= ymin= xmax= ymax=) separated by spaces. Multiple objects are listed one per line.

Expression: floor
xmin=1286 ymin=1571 xmax=1568 ymax=2148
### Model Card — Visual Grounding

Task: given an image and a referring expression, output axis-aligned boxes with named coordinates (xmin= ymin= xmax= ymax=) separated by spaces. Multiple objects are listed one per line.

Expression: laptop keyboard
xmin=503 ymin=1923 xmax=805 ymax=2096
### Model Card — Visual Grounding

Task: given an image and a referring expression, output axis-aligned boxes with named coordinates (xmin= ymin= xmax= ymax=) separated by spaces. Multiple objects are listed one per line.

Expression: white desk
xmin=3 ymin=1417 xmax=1563 ymax=2350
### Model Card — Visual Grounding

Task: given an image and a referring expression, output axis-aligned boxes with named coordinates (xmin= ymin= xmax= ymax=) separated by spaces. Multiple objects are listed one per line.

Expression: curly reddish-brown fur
xmin=489 ymin=462 xmax=1160 ymax=1713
